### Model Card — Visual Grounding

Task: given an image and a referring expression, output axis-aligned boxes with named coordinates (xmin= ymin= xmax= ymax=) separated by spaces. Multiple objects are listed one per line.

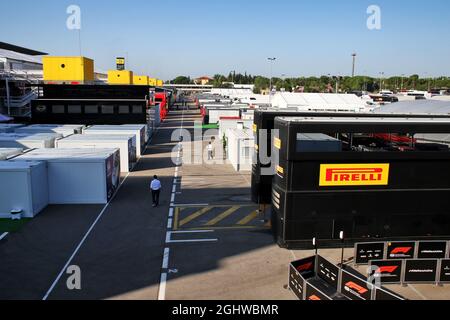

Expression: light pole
xmin=401 ymin=74 xmax=405 ymax=91
xmin=351 ymin=53 xmax=357 ymax=77
xmin=379 ymin=72 xmax=384 ymax=92
xmin=268 ymin=58 xmax=276 ymax=101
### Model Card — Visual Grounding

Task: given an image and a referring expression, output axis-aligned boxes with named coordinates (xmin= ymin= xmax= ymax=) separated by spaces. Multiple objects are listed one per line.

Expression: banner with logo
xmin=317 ymin=256 xmax=340 ymax=290
xmin=340 ymin=269 xmax=373 ymax=301
xmin=369 ymin=260 xmax=403 ymax=284
xmin=417 ymin=241 xmax=448 ymax=259
xmin=404 ymin=259 xmax=438 ymax=283
xmin=288 ymin=256 xmax=316 ymax=300
xmin=387 ymin=242 xmax=416 ymax=260
xmin=439 ymin=259 xmax=450 ymax=283
xmin=355 ymin=242 xmax=385 ymax=265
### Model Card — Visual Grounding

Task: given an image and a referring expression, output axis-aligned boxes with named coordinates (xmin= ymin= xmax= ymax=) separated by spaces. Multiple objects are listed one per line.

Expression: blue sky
xmin=1 ymin=0 xmax=449 ymax=80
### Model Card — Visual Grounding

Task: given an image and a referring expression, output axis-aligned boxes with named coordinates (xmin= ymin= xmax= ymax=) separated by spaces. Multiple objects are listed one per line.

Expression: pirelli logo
xmin=319 ymin=164 xmax=390 ymax=187
xmin=252 ymin=124 xmax=257 ymax=133
xmin=274 ymin=138 xmax=282 ymax=150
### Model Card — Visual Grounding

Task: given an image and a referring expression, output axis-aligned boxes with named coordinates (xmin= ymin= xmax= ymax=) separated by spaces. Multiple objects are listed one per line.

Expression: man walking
xmin=207 ymin=142 xmax=214 ymax=161
xmin=151 ymin=175 xmax=162 ymax=207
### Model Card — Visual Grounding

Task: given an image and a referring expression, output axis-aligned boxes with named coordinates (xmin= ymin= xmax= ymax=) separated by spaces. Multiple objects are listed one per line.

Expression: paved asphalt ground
xmin=1 ymin=108 xmax=450 ymax=300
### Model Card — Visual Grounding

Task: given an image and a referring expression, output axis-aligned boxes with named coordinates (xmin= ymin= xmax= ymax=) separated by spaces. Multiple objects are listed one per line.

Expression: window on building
xmin=68 ymin=105 xmax=82 ymax=114
xmin=85 ymin=105 xmax=99 ymax=114
xmin=52 ymin=105 xmax=65 ymax=114
xmin=101 ymin=105 xmax=114 ymax=114
xmin=118 ymin=105 xmax=130 ymax=114
xmin=132 ymin=105 xmax=143 ymax=114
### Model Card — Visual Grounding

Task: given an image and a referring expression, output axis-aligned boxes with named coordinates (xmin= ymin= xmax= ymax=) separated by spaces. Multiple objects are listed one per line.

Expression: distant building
xmin=0 ymin=42 xmax=47 ymax=117
xmin=195 ymin=76 xmax=213 ymax=85
xmin=0 ymin=42 xmax=47 ymax=81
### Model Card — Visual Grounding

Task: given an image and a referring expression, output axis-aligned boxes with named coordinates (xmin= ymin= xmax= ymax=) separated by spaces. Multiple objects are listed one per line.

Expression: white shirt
xmin=207 ymin=144 xmax=213 ymax=152
xmin=151 ymin=179 xmax=161 ymax=191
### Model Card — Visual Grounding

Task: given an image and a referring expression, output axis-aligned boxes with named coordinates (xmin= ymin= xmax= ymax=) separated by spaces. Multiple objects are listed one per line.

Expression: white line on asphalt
xmin=170 ymin=203 xmax=209 ymax=207
xmin=170 ymin=230 xmax=215 ymax=234
xmin=408 ymin=284 xmax=428 ymax=300
xmin=158 ymin=273 xmax=167 ymax=300
xmin=168 ymin=239 xmax=218 ymax=244
xmin=172 ymin=185 xmax=176 ymax=193
xmin=43 ymin=172 xmax=131 ymax=300
xmin=162 ymin=248 xmax=170 ymax=269
xmin=0 ymin=232 xmax=8 ymax=241
xmin=158 ymin=107 xmax=187 ymax=301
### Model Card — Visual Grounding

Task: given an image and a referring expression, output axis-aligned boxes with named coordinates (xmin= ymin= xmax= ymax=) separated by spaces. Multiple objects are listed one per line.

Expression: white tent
xmin=270 ymin=92 xmax=368 ymax=112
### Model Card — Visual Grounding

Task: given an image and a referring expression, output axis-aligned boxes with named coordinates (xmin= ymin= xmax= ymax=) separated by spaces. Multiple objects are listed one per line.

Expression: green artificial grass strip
xmin=0 ymin=218 xmax=32 ymax=233
xmin=194 ymin=124 xmax=219 ymax=129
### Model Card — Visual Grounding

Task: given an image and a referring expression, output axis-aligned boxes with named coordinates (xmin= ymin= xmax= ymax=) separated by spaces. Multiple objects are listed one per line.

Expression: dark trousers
xmin=152 ymin=190 xmax=161 ymax=206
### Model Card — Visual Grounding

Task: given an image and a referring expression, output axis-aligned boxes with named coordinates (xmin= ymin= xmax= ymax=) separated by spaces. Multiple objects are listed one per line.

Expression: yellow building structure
xmin=43 ymin=56 xmax=95 ymax=83
xmin=108 ymin=70 xmax=134 ymax=85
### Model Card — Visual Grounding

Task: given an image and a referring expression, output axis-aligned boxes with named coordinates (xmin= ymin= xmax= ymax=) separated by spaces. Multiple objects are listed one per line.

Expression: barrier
xmin=288 ymin=255 xmax=405 ymax=301
xmin=355 ymin=240 xmax=449 ymax=265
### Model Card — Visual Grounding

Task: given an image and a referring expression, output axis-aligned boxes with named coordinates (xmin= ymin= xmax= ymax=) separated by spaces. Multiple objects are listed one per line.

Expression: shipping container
xmin=15 ymin=124 xmax=85 ymax=137
xmin=120 ymin=124 xmax=150 ymax=143
xmin=133 ymin=75 xmax=149 ymax=85
xmin=108 ymin=70 xmax=134 ymax=85
xmin=0 ymin=124 xmax=26 ymax=133
xmin=13 ymin=149 xmax=120 ymax=204
xmin=208 ymin=108 xmax=241 ymax=124
xmin=0 ymin=161 xmax=49 ymax=218
xmin=271 ymin=117 xmax=450 ymax=248
xmin=0 ymin=148 xmax=23 ymax=160
xmin=226 ymin=129 xmax=254 ymax=172
xmin=56 ymin=134 xmax=136 ymax=173
xmin=84 ymin=125 xmax=145 ymax=157
xmin=43 ymin=56 xmax=95 ymax=83
xmin=0 ymin=133 xmax=62 ymax=149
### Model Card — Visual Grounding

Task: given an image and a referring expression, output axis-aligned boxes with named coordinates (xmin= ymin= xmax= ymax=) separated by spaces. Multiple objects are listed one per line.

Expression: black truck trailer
xmin=271 ymin=117 xmax=450 ymax=248
xmin=252 ymin=109 xmax=450 ymax=205
xmin=29 ymin=84 xmax=152 ymax=125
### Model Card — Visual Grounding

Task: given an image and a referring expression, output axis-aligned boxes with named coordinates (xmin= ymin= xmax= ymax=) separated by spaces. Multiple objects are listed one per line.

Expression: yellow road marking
xmin=237 ymin=210 xmax=259 ymax=225
xmin=204 ymin=206 xmax=240 ymax=226
xmin=179 ymin=207 xmax=213 ymax=227
xmin=173 ymin=207 xmax=180 ymax=230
